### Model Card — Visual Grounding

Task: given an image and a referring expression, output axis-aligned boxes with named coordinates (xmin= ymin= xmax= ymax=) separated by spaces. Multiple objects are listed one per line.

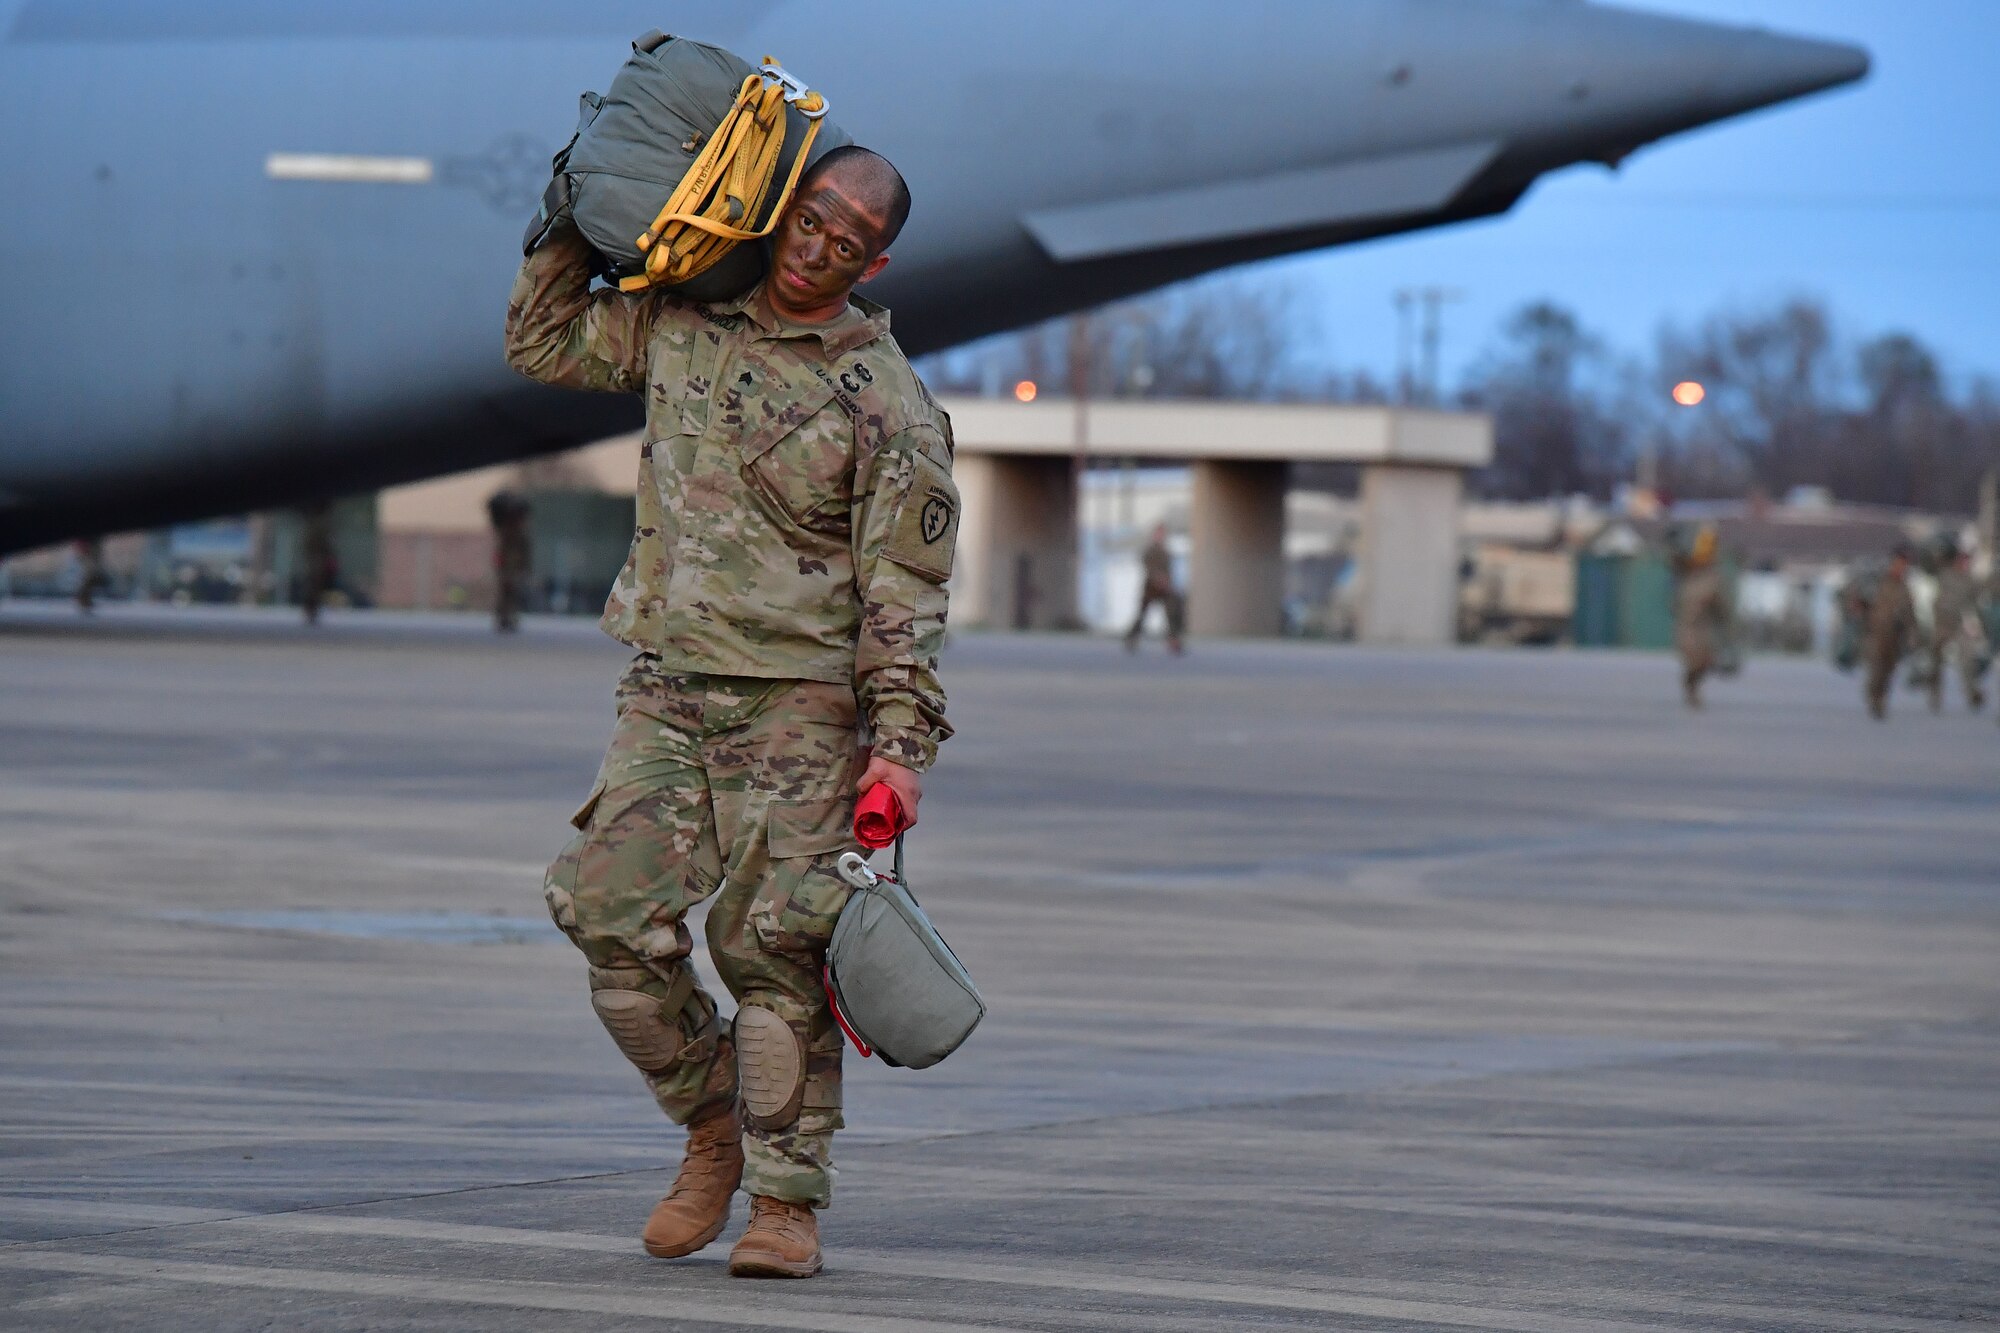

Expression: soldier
xmin=299 ymin=503 xmax=337 ymax=626
xmin=505 ymin=146 xmax=954 ymax=1279
xmin=1855 ymin=543 xmax=1919 ymax=720
xmin=1672 ymin=525 xmax=1732 ymax=710
xmin=1123 ymin=523 xmax=1185 ymax=654
xmin=1987 ymin=570 xmax=2000 ymax=730
xmin=1927 ymin=539 xmax=1989 ymax=713
xmin=487 ymin=491 xmax=532 ymax=633
xmin=72 ymin=537 xmax=105 ymax=614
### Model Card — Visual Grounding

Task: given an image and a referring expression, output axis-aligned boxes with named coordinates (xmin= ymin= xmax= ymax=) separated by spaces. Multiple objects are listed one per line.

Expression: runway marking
xmin=0 ymin=1207 xmax=1982 ymax=1332
xmin=840 ymin=1252 xmax=1978 ymax=1333
xmin=156 ymin=1214 xmax=1954 ymax=1333
xmin=0 ymin=1199 xmax=234 ymax=1227
xmin=839 ymin=1164 xmax=1998 ymax=1262
xmin=0 ymin=1251 xmax=1032 ymax=1333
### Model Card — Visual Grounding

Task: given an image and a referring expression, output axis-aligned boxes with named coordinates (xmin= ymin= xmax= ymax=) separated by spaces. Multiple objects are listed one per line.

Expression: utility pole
xmin=1394 ymin=287 xmax=1465 ymax=406
xmin=1069 ymin=312 xmax=1092 ymax=630
xmin=1393 ymin=291 xmax=1414 ymax=405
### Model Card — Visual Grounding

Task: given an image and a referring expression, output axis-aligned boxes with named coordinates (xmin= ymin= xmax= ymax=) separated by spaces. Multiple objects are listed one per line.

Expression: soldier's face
xmin=768 ymin=179 xmax=891 ymax=323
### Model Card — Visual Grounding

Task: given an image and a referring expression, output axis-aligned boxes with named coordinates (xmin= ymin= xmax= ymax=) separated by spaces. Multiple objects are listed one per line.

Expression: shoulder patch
xmin=885 ymin=451 xmax=959 ymax=583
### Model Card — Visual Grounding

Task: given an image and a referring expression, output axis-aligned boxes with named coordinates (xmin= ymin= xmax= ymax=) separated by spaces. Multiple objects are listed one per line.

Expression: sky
xmin=1156 ymin=0 xmax=2000 ymax=396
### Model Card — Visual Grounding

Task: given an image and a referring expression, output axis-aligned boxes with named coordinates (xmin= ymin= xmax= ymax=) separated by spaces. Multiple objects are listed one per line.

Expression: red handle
xmin=853 ymin=784 xmax=908 ymax=850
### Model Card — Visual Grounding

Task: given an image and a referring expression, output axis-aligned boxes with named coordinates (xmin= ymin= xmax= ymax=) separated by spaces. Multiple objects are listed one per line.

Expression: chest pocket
xmin=737 ymin=374 xmax=855 ymax=536
xmin=646 ymin=322 xmax=724 ymax=438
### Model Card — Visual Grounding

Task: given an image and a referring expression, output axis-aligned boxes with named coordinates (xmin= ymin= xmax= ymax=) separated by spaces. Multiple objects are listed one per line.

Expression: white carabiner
xmin=835 ymin=852 xmax=879 ymax=890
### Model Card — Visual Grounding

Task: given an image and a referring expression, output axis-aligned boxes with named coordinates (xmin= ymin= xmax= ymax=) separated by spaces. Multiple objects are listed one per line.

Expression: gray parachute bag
xmin=827 ymin=840 xmax=985 ymax=1069
xmin=525 ymin=30 xmax=851 ymax=303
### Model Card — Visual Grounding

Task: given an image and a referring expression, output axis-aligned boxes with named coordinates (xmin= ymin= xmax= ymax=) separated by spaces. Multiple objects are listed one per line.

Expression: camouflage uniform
xmin=300 ymin=505 xmax=336 ymax=625
xmin=489 ymin=492 xmax=532 ymax=633
xmin=505 ymin=225 xmax=957 ymax=1207
xmin=1673 ymin=565 xmax=1730 ymax=709
xmin=1928 ymin=564 xmax=1990 ymax=712
xmin=1124 ymin=538 xmax=1185 ymax=650
xmin=1860 ymin=568 xmax=1918 ymax=720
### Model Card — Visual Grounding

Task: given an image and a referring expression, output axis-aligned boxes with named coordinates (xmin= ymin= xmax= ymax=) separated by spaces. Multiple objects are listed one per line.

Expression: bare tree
xmin=1459 ymin=302 xmax=1634 ymax=499
xmin=917 ymin=274 xmax=1356 ymax=403
xmin=922 ymin=282 xmax=2000 ymax=513
xmin=1653 ymin=298 xmax=1841 ymax=499
xmin=1651 ymin=300 xmax=1999 ymax=511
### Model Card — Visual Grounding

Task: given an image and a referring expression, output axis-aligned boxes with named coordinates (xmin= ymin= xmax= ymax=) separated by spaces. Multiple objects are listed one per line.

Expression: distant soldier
xmin=487 ymin=491 xmax=532 ymax=633
xmin=1986 ymin=570 xmax=2000 ymax=729
xmin=72 ymin=537 xmax=105 ymax=614
xmin=299 ymin=503 xmax=337 ymax=626
xmin=1927 ymin=539 xmax=1989 ymax=713
xmin=1851 ymin=544 xmax=1919 ymax=720
xmin=1123 ymin=523 xmax=1185 ymax=655
xmin=1672 ymin=525 xmax=1732 ymax=710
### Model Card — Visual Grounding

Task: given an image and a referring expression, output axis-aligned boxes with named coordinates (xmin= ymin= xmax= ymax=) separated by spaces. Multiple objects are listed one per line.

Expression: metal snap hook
xmin=759 ymin=60 xmax=830 ymax=119
xmin=836 ymin=852 xmax=879 ymax=890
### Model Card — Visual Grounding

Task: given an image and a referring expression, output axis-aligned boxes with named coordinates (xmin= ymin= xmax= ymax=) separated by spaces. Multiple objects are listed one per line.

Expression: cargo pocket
xmin=569 ymin=780 xmax=608 ymax=831
xmin=752 ymin=796 xmax=855 ymax=955
xmin=543 ymin=780 xmax=604 ymax=937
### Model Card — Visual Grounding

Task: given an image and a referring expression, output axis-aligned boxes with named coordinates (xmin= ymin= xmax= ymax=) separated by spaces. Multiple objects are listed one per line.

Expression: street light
xmin=1672 ymin=380 xmax=1706 ymax=407
xmin=1013 ymin=379 xmax=1038 ymax=403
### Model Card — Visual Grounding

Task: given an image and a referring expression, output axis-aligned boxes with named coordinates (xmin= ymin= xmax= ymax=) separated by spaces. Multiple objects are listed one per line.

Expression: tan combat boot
xmin=641 ymin=1102 xmax=744 ymax=1258
xmin=727 ymin=1195 xmax=822 ymax=1278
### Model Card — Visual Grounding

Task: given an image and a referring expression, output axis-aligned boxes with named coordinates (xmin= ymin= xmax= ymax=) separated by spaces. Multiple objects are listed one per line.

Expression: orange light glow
xmin=1013 ymin=379 xmax=1038 ymax=403
xmin=1672 ymin=380 xmax=1706 ymax=407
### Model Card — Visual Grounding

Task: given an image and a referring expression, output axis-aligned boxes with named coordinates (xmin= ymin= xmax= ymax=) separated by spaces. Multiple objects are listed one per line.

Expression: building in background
xmin=1577 ymin=489 xmax=1969 ymax=655
xmin=5 ymin=429 xmax=1976 ymax=660
xmin=944 ymin=396 xmax=1493 ymax=645
xmin=374 ymin=439 xmax=639 ymax=615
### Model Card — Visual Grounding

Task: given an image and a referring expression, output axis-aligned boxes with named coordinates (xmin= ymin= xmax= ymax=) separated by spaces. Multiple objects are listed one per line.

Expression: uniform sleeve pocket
xmin=648 ymin=329 xmax=717 ymax=436
xmin=885 ymin=451 xmax=958 ymax=583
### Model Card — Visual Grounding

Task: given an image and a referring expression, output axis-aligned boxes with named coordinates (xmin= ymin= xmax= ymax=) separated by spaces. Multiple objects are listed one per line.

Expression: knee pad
xmin=588 ymin=964 xmax=700 ymax=1074
xmin=735 ymin=1005 xmax=805 ymax=1130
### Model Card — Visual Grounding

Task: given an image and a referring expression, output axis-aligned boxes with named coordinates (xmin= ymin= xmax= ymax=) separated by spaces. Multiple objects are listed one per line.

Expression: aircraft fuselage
xmin=0 ymin=1 xmax=1866 ymax=552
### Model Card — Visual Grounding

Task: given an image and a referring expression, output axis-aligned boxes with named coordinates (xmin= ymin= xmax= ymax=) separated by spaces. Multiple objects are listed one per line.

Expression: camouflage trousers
xmin=1925 ymin=626 xmax=1991 ymax=711
xmin=1864 ymin=646 xmax=1903 ymax=717
xmin=1126 ymin=584 xmax=1186 ymax=644
xmin=543 ymin=659 xmax=862 ymax=1206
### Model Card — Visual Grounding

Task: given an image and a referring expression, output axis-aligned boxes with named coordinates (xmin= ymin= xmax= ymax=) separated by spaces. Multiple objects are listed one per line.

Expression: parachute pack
xmin=826 ymin=841 xmax=985 ymax=1070
xmin=525 ymin=31 xmax=851 ymax=303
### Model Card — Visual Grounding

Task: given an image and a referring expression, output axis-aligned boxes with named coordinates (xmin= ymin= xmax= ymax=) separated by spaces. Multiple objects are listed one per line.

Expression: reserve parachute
xmin=825 ymin=841 xmax=985 ymax=1071
xmin=525 ymin=31 xmax=852 ymax=303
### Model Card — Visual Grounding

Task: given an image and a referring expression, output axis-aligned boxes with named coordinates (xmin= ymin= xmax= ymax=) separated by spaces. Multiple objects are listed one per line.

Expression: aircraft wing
xmin=1023 ymin=141 xmax=1501 ymax=263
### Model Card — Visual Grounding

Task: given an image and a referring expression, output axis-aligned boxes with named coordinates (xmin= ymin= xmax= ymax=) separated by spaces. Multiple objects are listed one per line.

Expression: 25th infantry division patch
xmin=886 ymin=452 xmax=959 ymax=583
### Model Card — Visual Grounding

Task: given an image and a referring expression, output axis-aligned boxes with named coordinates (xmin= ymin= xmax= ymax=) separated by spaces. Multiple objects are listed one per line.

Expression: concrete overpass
xmin=940 ymin=397 xmax=1494 ymax=644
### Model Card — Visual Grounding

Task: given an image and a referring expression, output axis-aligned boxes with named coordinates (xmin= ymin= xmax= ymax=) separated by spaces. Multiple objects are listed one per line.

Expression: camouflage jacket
xmin=1933 ymin=567 xmax=1981 ymax=643
xmin=503 ymin=227 xmax=956 ymax=771
xmin=1673 ymin=566 xmax=1729 ymax=658
xmin=1863 ymin=571 xmax=1917 ymax=657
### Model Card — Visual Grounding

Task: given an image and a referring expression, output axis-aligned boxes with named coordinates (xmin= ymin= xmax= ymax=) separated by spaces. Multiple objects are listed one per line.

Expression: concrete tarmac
xmin=0 ymin=605 xmax=1995 ymax=1331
